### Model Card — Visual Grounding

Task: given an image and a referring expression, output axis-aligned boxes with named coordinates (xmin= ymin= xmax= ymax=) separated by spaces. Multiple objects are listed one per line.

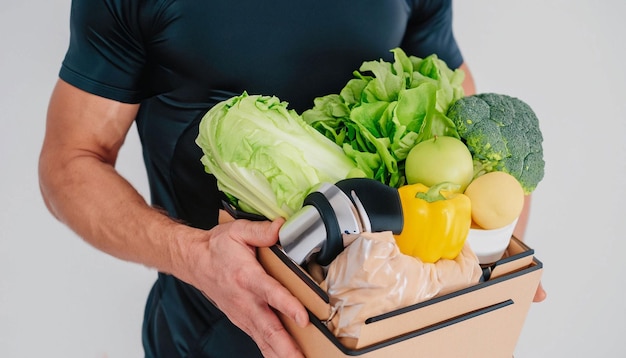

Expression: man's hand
xmin=533 ymin=282 xmax=547 ymax=302
xmin=177 ymin=218 xmax=309 ymax=358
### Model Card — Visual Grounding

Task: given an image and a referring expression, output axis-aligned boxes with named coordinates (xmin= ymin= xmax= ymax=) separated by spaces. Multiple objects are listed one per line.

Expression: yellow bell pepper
xmin=393 ymin=182 xmax=472 ymax=263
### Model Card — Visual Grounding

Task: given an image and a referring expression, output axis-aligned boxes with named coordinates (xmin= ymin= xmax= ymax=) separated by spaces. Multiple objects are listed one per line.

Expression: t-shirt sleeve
xmin=59 ymin=0 xmax=147 ymax=103
xmin=402 ymin=0 xmax=464 ymax=69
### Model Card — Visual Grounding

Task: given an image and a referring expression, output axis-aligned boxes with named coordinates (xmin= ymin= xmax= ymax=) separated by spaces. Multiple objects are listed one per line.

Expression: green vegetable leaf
xmin=302 ymin=48 xmax=465 ymax=187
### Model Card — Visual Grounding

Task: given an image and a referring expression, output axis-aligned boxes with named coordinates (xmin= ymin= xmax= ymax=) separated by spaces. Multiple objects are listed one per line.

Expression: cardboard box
xmin=258 ymin=237 xmax=542 ymax=358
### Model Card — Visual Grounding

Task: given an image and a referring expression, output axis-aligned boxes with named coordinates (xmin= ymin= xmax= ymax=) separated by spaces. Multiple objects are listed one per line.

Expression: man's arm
xmin=39 ymin=80 xmax=178 ymax=269
xmin=459 ymin=62 xmax=476 ymax=96
xmin=39 ymin=79 xmax=309 ymax=357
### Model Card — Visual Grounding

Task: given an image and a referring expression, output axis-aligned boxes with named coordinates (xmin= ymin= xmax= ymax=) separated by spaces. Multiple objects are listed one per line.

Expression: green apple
xmin=405 ymin=136 xmax=474 ymax=192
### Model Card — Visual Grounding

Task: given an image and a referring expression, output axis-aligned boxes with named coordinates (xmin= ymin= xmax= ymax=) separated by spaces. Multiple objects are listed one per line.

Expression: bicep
xmin=42 ymin=79 xmax=140 ymax=167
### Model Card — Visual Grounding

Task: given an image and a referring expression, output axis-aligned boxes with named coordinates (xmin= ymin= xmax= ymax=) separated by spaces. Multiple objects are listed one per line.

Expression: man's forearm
xmin=459 ymin=62 xmax=476 ymax=96
xmin=38 ymin=152 xmax=191 ymax=276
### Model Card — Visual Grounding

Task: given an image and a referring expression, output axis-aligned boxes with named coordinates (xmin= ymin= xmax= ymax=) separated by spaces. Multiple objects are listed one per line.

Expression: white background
xmin=1 ymin=1 xmax=625 ymax=357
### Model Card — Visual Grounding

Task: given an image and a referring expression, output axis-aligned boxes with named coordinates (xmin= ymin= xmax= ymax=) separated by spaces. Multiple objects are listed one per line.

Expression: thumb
xmin=238 ymin=217 xmax=286 ymax=248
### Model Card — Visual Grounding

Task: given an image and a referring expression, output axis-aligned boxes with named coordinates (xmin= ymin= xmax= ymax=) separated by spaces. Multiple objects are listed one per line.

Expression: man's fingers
xmin=242 ymin=264 xmax=309 ymax=328
xmin=228 ymin=269 xmax=305 ymax=358
xmin=227 ymin=217 xmax=309 ymax=325
xmin=247 ymin=304 xmax=305 ymax=358
xmin=232 ymin=218 xmax=286 ymax=248
xmin=201 ymin=217 xmax=306 ymax=357
xmin=533 ymin=282 xmax=547 ymax=302
xmin=264 ymin=277 xmax=309 ymax=328
xmin=223 ymin=219 xmax=307 ymax=328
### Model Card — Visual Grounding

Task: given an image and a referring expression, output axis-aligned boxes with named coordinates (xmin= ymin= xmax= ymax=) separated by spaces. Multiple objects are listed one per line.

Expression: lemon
xmin=464 ymin=171 xmax=525 ymax=230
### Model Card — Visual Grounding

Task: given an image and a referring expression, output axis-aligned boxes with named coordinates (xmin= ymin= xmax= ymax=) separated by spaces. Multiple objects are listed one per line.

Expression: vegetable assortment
xmin=196 ymin=48 xmax=545 ymax=264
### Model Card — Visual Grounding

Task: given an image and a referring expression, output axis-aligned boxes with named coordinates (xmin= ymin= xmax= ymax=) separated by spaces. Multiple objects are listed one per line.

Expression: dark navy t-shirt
xmin=59 ymin=0 xmax=463 ymax=356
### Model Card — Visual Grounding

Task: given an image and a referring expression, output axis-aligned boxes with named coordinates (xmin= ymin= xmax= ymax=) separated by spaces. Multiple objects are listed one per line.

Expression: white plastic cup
xmin=466 ymin=218 xmax=519 ymax=264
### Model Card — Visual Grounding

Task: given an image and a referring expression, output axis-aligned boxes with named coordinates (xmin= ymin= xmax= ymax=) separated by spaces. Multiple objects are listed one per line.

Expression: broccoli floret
xmin=447 ymin=93 xmax=545 ymax=194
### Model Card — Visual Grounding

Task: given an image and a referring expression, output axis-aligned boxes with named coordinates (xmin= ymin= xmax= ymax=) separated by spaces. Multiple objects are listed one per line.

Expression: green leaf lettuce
xmin=302 ymin=48 xmax=465 ymax=187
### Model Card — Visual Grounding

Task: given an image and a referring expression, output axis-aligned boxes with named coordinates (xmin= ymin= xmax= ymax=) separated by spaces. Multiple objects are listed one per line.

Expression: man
xmin=39 ymin=1 xmax=539 ymax=356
